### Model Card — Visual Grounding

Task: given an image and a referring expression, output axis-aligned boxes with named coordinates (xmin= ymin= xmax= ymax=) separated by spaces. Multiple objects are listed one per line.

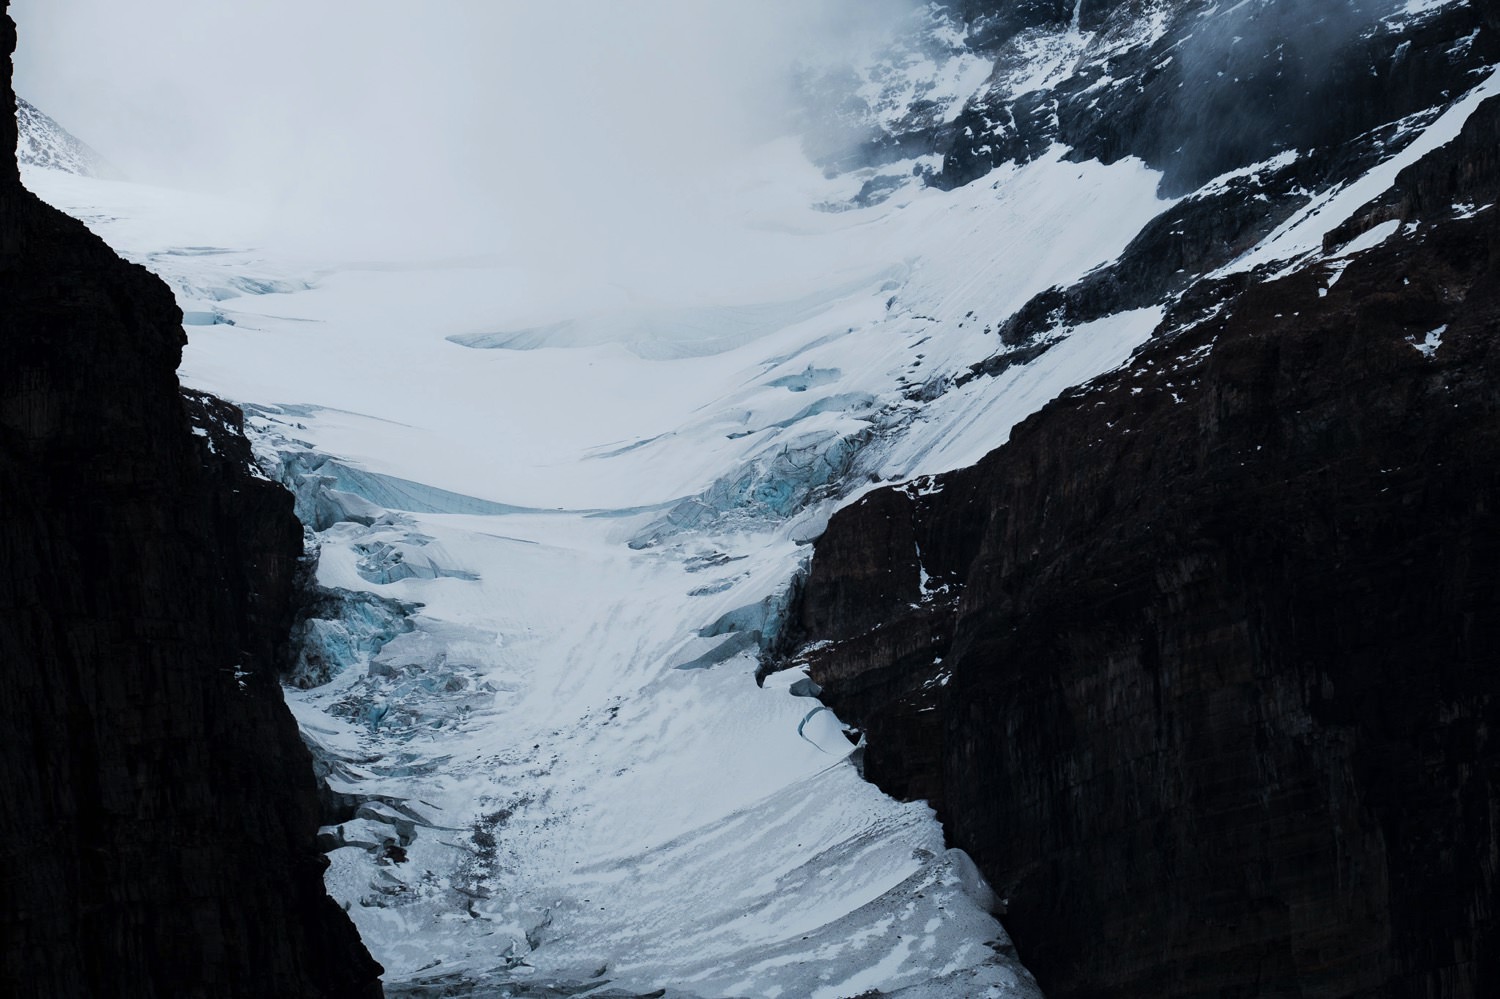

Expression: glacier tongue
xmin=265 ymin=422 xmax=1045 ymax=998
xmin=19 ymin=109 xmax=1173 ymax=997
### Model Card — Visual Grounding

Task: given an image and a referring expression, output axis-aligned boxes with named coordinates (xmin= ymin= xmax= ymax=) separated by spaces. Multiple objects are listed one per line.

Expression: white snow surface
xmin=23 ymin=133 xmax=1169 ymax=998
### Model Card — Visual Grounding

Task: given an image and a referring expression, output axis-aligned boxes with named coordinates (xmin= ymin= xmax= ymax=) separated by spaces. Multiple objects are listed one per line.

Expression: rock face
xmin=807 ymin=0 xmax=1499 ymax=400
xmin=902 ymin=0 xmax=1500 ymax=192
xmin=783 ymin=84 xmax=1500 ymax=999
xmin=0 ymin=6 xmax=383 ymax=997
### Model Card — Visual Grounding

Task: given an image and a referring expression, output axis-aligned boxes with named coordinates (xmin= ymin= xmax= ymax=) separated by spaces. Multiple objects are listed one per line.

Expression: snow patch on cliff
xmin=1226 ymin=65 xmax=1500 ymax=275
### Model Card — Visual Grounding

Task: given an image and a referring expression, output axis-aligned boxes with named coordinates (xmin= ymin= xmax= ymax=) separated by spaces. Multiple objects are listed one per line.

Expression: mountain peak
xmin=16 ymin=95 xmax=119 ymax=179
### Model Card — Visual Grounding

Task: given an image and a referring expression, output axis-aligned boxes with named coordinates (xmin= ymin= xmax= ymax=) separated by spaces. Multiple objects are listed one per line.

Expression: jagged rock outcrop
xmin=784 ymin=88 xmax=1500 ymax=999
xmin=0 ymin=5 xmax=382 ymax=996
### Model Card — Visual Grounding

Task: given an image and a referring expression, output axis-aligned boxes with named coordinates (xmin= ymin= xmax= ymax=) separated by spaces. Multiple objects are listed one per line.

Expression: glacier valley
xmin=18 ymin=0 xmax=1499 ymax=994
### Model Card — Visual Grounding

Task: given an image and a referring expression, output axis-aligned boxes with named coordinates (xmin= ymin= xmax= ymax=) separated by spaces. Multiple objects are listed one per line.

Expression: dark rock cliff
xmin=783 ymin=88 xmax=1500 ymax=999
xmin=924 ymin=0 xmax=1498 ymax=196
xmin=0 ymin=6 xmax=383 ymax=996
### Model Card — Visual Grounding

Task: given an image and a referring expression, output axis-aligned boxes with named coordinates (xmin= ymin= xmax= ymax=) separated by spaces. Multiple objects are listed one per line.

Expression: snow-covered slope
xmin=15 ymin=96 xmax=117 ymax=178
xmin=19 ymin=0 xmax=1498 ymax=994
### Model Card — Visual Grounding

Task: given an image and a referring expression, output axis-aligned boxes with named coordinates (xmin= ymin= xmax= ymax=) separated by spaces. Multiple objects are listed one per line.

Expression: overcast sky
xmin=12 ymin=1 xmax=908 ymax=267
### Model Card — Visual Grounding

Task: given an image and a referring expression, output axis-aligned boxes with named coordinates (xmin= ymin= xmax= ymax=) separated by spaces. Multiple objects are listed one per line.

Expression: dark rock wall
xmin=922 ymin=0 xmax=1497 ymax=197
xmin=0 ymin=5 xmax=382 ymax=996
xmin=785 ymin=96 xmax=1500 ymax=999
xmin=935 ymin=0 xmax=1075 ymax=50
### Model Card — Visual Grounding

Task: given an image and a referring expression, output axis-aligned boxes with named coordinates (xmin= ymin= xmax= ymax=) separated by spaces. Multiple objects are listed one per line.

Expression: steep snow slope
xmin=15 ymin=95 xmax=116 ymax=177
xmin=20 ymin=0 xmax=1496 ymax=995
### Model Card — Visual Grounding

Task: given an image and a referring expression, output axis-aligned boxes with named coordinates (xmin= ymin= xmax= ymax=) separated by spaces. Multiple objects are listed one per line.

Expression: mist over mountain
xmin=11 ymin=0 xmax=912 ymax=265
xmin=14 ymin=95 xmax=116 ymax=177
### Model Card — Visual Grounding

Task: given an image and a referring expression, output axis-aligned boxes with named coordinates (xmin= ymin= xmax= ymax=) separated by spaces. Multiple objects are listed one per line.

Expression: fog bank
xmin=13 ymin=1 xmax=910 ymax=270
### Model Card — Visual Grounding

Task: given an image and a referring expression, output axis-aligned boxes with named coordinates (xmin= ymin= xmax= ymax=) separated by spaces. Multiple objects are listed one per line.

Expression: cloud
xmin=12 ymin=0 xmax=913 ymax=268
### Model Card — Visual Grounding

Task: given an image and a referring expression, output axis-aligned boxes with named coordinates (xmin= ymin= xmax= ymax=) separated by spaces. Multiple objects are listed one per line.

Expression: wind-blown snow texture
xmin=20 ymin=0 xmax=1498 ymax=995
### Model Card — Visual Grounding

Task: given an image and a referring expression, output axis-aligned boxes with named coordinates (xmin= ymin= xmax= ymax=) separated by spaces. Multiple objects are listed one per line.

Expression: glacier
xmin=24 ymin=141 xmax=1154 ymax=995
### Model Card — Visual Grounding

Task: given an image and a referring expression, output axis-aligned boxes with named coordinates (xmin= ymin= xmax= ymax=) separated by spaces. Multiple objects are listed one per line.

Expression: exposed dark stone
xmin=1087 ymin=0 xmax=1498 ymax=196
xmin=928 ymin=0 xmax=1498 ymax=197
xmin=783 ymin=97 xmax=1500 ymax=999
xmin=1329 ymin=82 xmax=1500 ymax=250
xmin=936 ymin=89 xmax=1058 ymax=190
xmin=0 ymin=4 xmax=382 ymax=996
xmin=924 ymin=1 xmax=1498 ymax=391
xmin=934 ymin=0 xmax=1075 ymax=51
